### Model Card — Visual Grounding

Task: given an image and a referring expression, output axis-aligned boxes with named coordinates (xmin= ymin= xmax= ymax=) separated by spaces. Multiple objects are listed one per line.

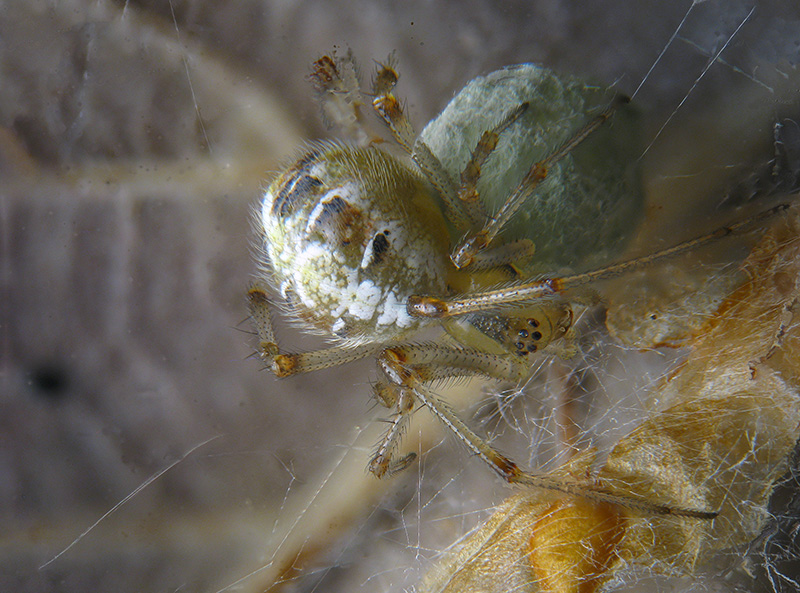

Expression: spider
xmin=248 ymin=51 xmax=783 ymax=520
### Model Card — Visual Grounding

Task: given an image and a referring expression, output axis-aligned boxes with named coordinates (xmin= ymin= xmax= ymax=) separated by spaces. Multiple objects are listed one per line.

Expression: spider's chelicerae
xmin=248 ymin=52 xmax=783 ymax=520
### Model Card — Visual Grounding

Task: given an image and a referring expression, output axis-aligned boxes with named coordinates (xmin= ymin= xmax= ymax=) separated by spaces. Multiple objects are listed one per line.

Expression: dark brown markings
xmin=368 ymin=231 xmax=391 ymax=266
xmin=307 ymin=195 xmax=364 ymax=247
xmin=309 ymin=55 xmax=339 ymax=93
xmin=271 ymin=149 xmax=324 ymax=217
xmin=272 ymin=173 xmax=323 ymax=218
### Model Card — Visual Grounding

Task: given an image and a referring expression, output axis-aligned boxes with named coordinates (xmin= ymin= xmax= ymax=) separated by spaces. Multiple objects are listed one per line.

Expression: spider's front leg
xmin=371 ymin=311 xmax=717 ymax=520
xmin=308 ymin=52 xmax=375 ymax=145
xmin=368 ymin=341 xmax=529 ymax=478
xmin=371 ymin=58 xmax=533 ymax=234
xmin=247 ymin=285 xmax=379 ymax=377
xmin=409 ymin=203 xmax=793 ymax=320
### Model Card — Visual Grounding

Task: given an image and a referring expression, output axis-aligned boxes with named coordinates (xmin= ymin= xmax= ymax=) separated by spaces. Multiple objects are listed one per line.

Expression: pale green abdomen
xmin=419 ymin=64 xmax=644 ymax=273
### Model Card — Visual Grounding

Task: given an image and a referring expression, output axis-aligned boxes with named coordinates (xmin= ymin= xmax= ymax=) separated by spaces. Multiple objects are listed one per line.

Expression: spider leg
xmin=412 ymin=141 xmax=474 ymax=231
xmin=247 ymin=285 xmax=379 ymax=376
xmin=374 ymin=342 xmax=717 ymax=519
xmin=309 ymin=52 xmax=374 ymax=145
xmin=409 ymin=203 xmax=792 ymax=319
xmin=368 ymin=59 xmax=470 ymax=231
xmin=451 ymin=95 xmax=630 ymax=269
xmin=368 ymin=382 xmax=418 ymax=478
xmin=369 ymin=342 xmax=527 ymax=478
xmin=456 ymin=102 xmax=530 ymax=229
xmin=465 ymin=238 xmax=536 ymax=271
xmin=414 ymin=102 xmax=534 ymax=233
xmin=370 ymin=56 xmax=416 ymax=153
xmin=370 ymin=59 xmax=531 ymax=233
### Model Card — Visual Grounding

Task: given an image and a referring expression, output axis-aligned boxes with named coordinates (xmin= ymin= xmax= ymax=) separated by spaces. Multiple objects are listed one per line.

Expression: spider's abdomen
xmin=257 ymin=143 xmax=450 ymax=343
xmin=420 ymin=64 xmax=644 ymax=273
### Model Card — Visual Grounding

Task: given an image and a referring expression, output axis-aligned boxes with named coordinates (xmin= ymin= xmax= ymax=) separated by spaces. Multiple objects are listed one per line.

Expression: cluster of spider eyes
xmin=514 ymin=318 xmax=543 ymax=355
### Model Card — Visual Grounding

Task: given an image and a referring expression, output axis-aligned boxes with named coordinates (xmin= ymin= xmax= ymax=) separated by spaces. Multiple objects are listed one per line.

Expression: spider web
xmin=3 ymin=1 xmax=800 ymax=593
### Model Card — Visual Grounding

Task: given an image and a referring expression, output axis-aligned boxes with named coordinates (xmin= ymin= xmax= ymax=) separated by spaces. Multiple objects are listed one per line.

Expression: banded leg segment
xmin=368 ymin=383 xmax=418 ymax=478
xmin=369 ymin=343 xmax=529 ymax=477
xmin=465 ymin=238 xmax=536 ymax=271
xmin=373 ymin=342 xmax=717 ymax=519
xmin=371 ymin=57 xmax=417 ymax=153
xmin=310 ymin=52 xmax=372 ymax=145
xmin=412 ymin=385 xmax=715 ymax=518
xmin=370 ymin=59 xmax=534 ymax=235
xmin=450 ymin=96 xmax=631 ymax=269
xmin=409 ymin=203 xmax=791 ymax=320
xmin=412 ymin=142 xmax=472 ymax=231
xmin=456 ymin=102 xmax=530 ymax=229
xmin=369 ymin=59 xmax=471 ymax=231
xmin=413 ymin=103 xmax=535 ymax=234
xmin=247 ymin=285 xmax=378 ymax=377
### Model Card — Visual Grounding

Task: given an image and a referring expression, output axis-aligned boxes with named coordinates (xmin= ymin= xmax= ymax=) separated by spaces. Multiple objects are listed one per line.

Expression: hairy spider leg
xmin=371 ymin=59 xmax=534 ymax=234
xmin=247 ymin=286 xmax=380 ymax=377
xmin=372 ymin=342 xmax=718 ymax=519
xmin=409 ymin=203 xmax=791 ymax=319
xmin=450 ymin=95 xmax=631 ymax=269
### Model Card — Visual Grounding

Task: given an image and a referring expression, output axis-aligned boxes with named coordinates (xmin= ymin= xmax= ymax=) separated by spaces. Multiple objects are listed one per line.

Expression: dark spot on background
xmin=28 ymin=363 xmax=70 ymax=402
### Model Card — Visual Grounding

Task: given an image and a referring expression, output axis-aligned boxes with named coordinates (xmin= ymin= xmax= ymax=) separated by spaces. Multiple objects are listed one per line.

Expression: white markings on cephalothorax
xmin=376 ymin=289 xmax=414 ymax=328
